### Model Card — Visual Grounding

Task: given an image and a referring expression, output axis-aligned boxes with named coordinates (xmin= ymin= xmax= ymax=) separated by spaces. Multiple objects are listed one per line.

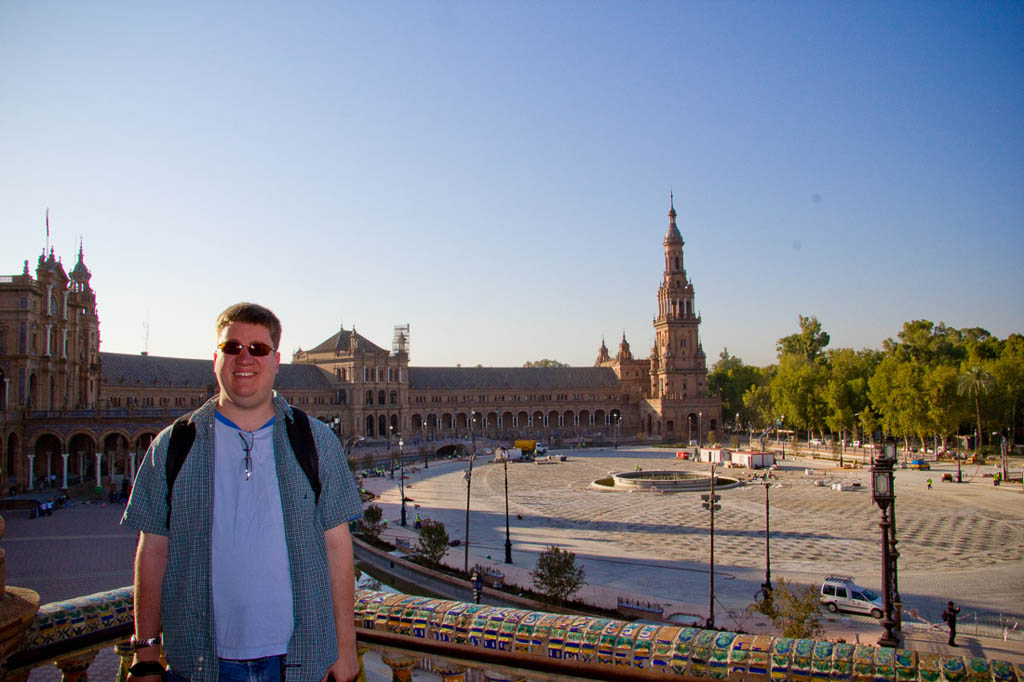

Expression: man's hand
xmin=320 ymin=656 xmax=360 ymax=682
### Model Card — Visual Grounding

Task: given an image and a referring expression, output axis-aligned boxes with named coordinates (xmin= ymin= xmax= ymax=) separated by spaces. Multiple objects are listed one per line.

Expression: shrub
xmin=414 ymin=519 xmax=450 ymax=568
xmin=532 ymin=545 xmax=586 ymax=607
xmin=751 ymin=578 xmax=824 ymax=639
xmin=360 ymin=504 xmax=385 ymax=543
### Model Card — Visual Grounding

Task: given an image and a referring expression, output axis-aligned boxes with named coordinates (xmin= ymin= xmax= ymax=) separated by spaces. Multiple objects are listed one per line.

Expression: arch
xmin=134 ymin=432 xmax=157 ymax=454
xmin=516 ymin=411 xmax=528 ymax=429
xmin=563 ymin=410 xmax=575 ymax=427
xmin=486 ymin=411 xmax=499 ymax=437
xmin=502 ymin=411 xmax=514 ymax=430
xmin=365 ymin=415 xmax=375 ymax=437
xmin=594 ymin=409 xmax=606 ymax=425
xmin=28 ymin=372 xmax=38 ymax=408
xmin=103 ymin=432 xmax=131 ymax=479
xmin=377 ymin=390 xmax=386 ymax=406
xmin=442 ymin=413 xmax=453 ymax=431
xmin=389 ymin=413 xmax=399 ymax=434
xmin=412 ymin=414 xmax=424 ymax=431
xmin=377 ymin=415 xmax=388 ymax=438
xmin=579 ymin=409 xmax=591 ymax=428
xmin=548 ymin=410 xmax=559 ymax=428
xmin=456 ymin=413 xmax=468 ymax=431
xmin=365 ymin=390 xmax=374 ymax=406
xmin=33 ymin=434 xmax=63 ymax=488
xmin=427 ymin=414 xmax=438 ymax=431
xmin=5 ymin=432 xmax=18 ymax=490
xmin=389 ymin=390 xmax=398 ymax=405
xmin=532 ymin=411 xmax=544 ymax=428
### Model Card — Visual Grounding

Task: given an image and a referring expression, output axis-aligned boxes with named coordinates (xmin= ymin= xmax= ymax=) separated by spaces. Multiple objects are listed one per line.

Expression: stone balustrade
xmin=0 ymin=586 xmax=1020 ymax=682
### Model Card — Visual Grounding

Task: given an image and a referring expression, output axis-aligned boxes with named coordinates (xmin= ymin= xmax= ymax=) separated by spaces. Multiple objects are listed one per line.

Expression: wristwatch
xmin=130 ymin=635 xmax=162 ymax=651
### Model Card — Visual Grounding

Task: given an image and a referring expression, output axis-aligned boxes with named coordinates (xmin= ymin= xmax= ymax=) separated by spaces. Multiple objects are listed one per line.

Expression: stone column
xmin=94 ymin=453 xmax=102 ymax=488
xmin=129 ymin=451 xmax=137 ymax=483
xmin=381 ymin=653 xmax=416 ymax=681
xmin=434 ymin=662 xmax=467 ymax=681
xmin=26 ymin=455 xmax=34 ymax=491
xmin=62 ymin=453 xmax=69 ymax=489
xmin=54 ymin=651 xmax=99 ymax=682
xmin=0 ymin=515 xmax=42 ymax=679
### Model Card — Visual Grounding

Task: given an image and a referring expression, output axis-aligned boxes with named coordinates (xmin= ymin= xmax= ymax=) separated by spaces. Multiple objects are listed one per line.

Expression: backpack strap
xmin=285 ymin=407 xmax=321 ymax=505
xmin=165 ymin=413 xmax=197 ymax=529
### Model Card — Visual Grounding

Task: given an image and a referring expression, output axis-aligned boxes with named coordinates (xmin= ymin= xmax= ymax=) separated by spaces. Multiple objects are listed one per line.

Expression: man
xmin=942 ymin=601 xmax=961 ymax=646
xmin=123 ymin=303 xmax=362 ymax=682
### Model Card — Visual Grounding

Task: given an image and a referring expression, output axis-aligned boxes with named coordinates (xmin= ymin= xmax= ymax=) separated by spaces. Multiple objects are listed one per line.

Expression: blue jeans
xmin=167 ymin=656 xmax=285 ymax=682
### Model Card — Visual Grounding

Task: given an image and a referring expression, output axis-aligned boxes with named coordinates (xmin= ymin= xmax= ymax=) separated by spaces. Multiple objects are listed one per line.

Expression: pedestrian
xmin=122 ymin=303 xmax=363 ymax=682
xmin=926 ymin=477 xmax=932 ymax=490
xmin=942 ymin=601 xmax=961 ymax=646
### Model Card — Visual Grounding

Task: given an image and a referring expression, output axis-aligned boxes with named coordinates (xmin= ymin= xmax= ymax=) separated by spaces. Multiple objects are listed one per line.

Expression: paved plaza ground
xmin=363 ymin=445 xmax=1024 ymax=660
xmin=2 ymin=444 xmax=1022 ymax=680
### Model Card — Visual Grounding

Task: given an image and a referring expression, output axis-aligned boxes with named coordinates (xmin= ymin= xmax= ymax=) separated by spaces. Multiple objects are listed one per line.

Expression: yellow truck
xmin=514 ymin=439 xmax=537 ymax=453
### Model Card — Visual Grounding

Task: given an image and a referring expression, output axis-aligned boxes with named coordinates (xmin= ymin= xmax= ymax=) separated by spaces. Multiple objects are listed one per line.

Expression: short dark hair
xmin=216 ymin=302 xmax=282 ymax=349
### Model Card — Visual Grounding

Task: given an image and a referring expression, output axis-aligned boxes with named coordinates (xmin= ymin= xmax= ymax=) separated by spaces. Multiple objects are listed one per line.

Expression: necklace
xmin=239 ymin=431 xmax=254 ymax=481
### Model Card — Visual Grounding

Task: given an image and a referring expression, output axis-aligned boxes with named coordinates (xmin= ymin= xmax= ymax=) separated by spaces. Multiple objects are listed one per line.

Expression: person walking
xmin=942 ymin=601 xmax=961 ymax=646
xmin=926 ymin=477 xmax=932 ymax=490
xmin=123 ymin=303 xmax=363 ymax=682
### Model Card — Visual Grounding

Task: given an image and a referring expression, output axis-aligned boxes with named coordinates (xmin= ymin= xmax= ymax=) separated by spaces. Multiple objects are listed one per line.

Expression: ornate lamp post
xmin=388 ymin=425 xmax=394 ymax=479
xmin=398 ymin=438 xmax=407 ymax=527
xmin=422 ymin=418 xmax=428 ymax=468
xmin=871 ymin=439 xmax=900 ymax=648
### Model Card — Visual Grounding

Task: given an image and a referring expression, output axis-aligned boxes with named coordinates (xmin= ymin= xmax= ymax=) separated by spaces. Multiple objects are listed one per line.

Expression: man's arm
xmin=322 ymin=523 xmax=359 ymax=682
xmin=128 ymin=532 xmax=169 ymax=681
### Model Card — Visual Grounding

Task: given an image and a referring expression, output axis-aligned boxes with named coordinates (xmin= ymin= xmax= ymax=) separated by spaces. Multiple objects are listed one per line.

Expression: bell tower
xmin=651 ymin=194 xmax=704 ymax=400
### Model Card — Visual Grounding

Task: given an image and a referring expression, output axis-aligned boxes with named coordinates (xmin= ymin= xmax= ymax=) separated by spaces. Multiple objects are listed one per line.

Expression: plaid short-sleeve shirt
xmin=122 ymin=394 xmax=363 ymax=682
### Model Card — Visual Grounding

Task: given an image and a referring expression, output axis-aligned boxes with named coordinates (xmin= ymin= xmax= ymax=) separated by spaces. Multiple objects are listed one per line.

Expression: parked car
xmin=851 ymin=440 xmax=862 ymax=447
xmin=820 ymin=575 xmax=883 ymax=618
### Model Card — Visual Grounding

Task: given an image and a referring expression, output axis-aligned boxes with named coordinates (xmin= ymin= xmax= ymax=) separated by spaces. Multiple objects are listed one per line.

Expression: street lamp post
xmin=399 ymin=438 xmax=407 ymax=527
xmin=470 ymin=410 xmax=477 ymax=456
xmin=464 ymin=448 xmax=477 ymax=574
xmin=503 ymin=455 xmax=513 ymax=564
xmin=701 ymin=463 xmax=720 ymax=629
xmin=422 ymin=419 xmax=428 ymax=468
xmin=698 ymin=412 xmax=703 ymax=447
xmin=388 ymin=425 xmax=394 ymax=479
xmin=761 ymin=478 xmax=773 ymax=598
xmin=871 ymin=439 xmax=900 ymax=648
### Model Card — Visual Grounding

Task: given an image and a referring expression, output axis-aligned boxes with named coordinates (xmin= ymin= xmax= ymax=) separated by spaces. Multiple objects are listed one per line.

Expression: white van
xmin=820 ymin=575 xmax=883 ymax=618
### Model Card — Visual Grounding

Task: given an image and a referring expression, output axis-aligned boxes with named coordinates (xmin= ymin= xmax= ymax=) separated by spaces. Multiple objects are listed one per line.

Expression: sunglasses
xmin=217 ymin=340 xmax=276 ymax=357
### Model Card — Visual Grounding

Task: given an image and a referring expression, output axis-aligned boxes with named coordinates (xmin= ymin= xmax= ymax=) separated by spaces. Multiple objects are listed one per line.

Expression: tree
xmin=360 ymin=504 xmax=385 ymax=544
xmin=924 ymin=365 xmax=968 ymax=453
xmin=523 ymin=359 xmax=569 ymax=368
xmin=413 ymin=519 xmax=450 ymax=568
xmin=959 ymin=366 xmax=994 ymax=454
xmin=776 ymin=315 xmax=830 ymax=362
xmin=752 ymin=578 xmax=824 ymax=639
xmin=823 ymin=348 xmax=874 ymax=444
xmin=709 ymin=349 xmax=768 ymax=427
xmin=990 ymin=335 xmax=1024 ymax=450
xmin=532 ymin=545 xmax=586 ymax=606
xmin=771 ymin=354 xmax=828 ymax=440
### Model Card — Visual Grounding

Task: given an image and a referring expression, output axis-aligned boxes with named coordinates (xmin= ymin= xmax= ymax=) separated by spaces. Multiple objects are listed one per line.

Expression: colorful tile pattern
xmin=11 ymin=587 xmax=1022 ymax=682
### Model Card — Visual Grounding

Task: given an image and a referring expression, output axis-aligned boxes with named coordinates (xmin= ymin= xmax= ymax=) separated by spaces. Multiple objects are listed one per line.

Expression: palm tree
xmin=958 ymin=366 xmax=993 ymax=455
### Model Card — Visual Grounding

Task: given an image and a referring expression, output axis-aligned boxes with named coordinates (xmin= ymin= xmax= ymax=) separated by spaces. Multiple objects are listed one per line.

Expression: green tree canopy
xmin=776 ymin=315 xmax=830 ymax=362
xmin=523 ymin=359 xmax=569 ymax=368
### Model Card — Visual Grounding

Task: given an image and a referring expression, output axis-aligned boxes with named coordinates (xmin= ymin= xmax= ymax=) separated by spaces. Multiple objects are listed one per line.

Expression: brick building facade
xmin=0 ymin=202 xmax=721 ymax=492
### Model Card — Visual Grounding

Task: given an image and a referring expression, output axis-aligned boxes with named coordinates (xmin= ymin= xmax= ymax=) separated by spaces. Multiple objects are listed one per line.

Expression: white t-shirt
xmin=211 ymin=412 xmax=294 ymax=659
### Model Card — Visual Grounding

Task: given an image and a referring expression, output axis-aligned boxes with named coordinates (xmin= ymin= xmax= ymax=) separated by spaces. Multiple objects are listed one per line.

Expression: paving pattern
xmin=374 ymin=448 xmax=1024 ymax=622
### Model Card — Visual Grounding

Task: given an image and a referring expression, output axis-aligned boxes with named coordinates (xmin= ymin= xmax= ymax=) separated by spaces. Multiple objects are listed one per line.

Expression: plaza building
xmin=0 ymin=201 xmax=721 ymax=492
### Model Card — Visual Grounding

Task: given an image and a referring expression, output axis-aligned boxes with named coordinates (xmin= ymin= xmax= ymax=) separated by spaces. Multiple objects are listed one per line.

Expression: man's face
xmin=214 ymin=321 xmax=280 ymax=413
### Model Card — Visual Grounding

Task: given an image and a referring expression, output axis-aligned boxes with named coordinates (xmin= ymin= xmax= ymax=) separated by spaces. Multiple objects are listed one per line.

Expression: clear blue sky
xmin=3 ymin=2 xmax=1022 ymax=368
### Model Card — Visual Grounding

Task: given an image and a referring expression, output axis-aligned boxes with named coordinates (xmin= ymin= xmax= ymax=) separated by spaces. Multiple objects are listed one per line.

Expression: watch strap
xmin=127 ymin=661 xmax=166 ymax=678
xmin=130 ymin=635 xmax=162 ymax=650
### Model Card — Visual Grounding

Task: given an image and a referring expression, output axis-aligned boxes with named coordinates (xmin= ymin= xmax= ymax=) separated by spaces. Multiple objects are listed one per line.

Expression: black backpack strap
xmin=286 ymin=407 xmax=321 ymax=504
xmin=165 ymin=413 xmax=197 ymax=529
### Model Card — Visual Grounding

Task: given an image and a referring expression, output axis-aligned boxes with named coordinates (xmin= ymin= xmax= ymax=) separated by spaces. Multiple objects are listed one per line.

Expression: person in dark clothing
xmin=942 ymin=601 xmax=961 ymax=646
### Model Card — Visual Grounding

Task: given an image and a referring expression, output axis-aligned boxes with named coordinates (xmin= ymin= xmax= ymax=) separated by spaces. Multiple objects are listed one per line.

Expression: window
xmin=366 ymin=390 xmax=374 ymax=405
xmin=823 ymin=585 xmax=835 ymax=597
